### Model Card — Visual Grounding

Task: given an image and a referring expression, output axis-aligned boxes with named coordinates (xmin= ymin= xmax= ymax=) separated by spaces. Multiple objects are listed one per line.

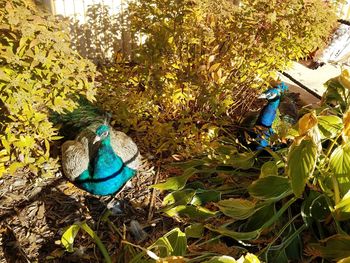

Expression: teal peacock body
xmin=55 ymin=97 xmax=141 ymax=196
xmin=243 ymin=82 xmax=290 ymax=150
xmin=73 ymin=125 xmax=137 ymax=196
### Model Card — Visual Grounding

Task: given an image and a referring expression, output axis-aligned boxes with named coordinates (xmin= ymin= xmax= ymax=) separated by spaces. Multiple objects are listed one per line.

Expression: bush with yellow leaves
xmin=96 ymin=0 xmax=337 ymax=157
xmin=0 ymin=0 xmax=97 ymax=176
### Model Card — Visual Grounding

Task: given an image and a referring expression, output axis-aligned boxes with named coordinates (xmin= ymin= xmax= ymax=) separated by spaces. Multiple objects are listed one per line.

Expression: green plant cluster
xmin=0 ymin=0 xmax=97 ymax=177
xmin=144 ymin=70 xmax=350 ymax=262
xmin=97 ymin=0 xmax=337 ymax=156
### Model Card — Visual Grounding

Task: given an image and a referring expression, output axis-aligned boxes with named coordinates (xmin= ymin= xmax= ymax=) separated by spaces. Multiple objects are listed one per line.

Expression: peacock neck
xmin=256 ymin=98 xmax=281 ymax=127
xmin=100 ymin=136 xmax=111 ymax=146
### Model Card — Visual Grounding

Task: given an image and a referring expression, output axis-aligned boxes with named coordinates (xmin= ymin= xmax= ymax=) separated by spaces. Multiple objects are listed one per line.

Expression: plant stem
xmin=331 ymin=175 xmax=341 ymax=205
xmin=80 ymin=222 xmax=112 ymax=263
xmin=325 ymin=133 xmax=342 ymax=158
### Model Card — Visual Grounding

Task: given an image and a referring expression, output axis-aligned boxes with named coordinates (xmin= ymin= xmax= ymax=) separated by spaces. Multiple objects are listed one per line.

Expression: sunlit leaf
xmin=185 ymin=223 xmax=204 ymax=238
xmin=61 ymin=224 xmax=81 ymax=253
xmin=335 ymin=190 xmax=350 ymax=221
xmin=298 ymin=112 xmax=318 ymax=136
xmin=217 ymin=199 xmax=256 ymax=220
xmin=338 ymin=69 xmax=350 ymax=90
xmin=248 ymin=176 xmax=292 ymax=201
xmin=191 ymin=190 xmax=221 ymax=206
xmin=153 ymin=168 xmax=197 ymax=191
xmin=206 ymin=255 xmax=237 ymax=263
xmin=162 ymin=189 xmax=196 ymax=207
xmin=287 ymin=138 xmax=318 ymax=197
xmin=309 ymin=235 xmax=350 ymax=261
xmin=164 ymin=205 xmax=217 ymax=220
xmin=149 ymin=228 xmax=187 ymax=258
xmin=330 ymin=142 xmax=350 ymax=195
xmin=343 ymin=111 xmax=350 ymax=141
xmin=317 ymin=115 xmax=343 ymax=139
xmin=205 ymin=225 xmax=260 ymax=241
xmin=260 ymin=161 xmax=278 ymax=178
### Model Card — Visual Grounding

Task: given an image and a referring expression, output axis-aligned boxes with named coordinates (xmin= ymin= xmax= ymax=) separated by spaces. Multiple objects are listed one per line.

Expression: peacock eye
xmin=102 ymin=131 xmax=109 ymax=137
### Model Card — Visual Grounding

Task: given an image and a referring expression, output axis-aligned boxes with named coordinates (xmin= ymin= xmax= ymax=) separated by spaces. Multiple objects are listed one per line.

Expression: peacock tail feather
xmin=50 ymin=96 xmax=108 ymax=140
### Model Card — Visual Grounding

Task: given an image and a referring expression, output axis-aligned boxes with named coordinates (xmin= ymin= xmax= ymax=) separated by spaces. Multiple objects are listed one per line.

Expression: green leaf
xmin=162 ymin=189 xmax=196 ymax=206
xmin=260 ymin=161 xmax=278 ymax=178
xmin=206 ymin=255 xmax=237 ymax=263
xmin=335 ymin=190 xmax=350 ymax=221
xmin=330 ymin=142 xmax=350 ymax=195
xmin=205 ymin=225 xmax=260 ymax=241
xmin=301 ymin=191 xmax=329 ymax=227
xmin=149 ymin=228 xmax=187 ymax=257
xmin=185 ymin=223 xmax=204 ymax=238
xmin=287 ymin=139 xmax=318 ymax=197
xmin=248 ymin=176 xmax=292 ymax=201
xmin=317 ymin=115 xmax=343 ymax=139
xmin=330 ymin=142 xmax=350 ymax=175
xmin=61 ymin=224 xmax=81 ymax=253
xmin=164 ymin=205 xmax=217 ymax=220
xmin=153 ymin=168 xmax=197 ymax=191
xmin=228 ymin=152 xmax=256 ymax=170
xmin=245 ymin=203 xmax=275 ymax=231
xmin=191 ymin=190 xmax=221 ymax=206
xmin=309 ymin=235 xmax=350 ymax=261
xmin=217 ymin=199 xmax=256 ymax=220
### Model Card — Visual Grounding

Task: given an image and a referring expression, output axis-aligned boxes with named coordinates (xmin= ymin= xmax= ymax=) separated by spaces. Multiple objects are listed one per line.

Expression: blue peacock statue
xmin=53 ymin=97 xmax=141 ymax=196
xmin=242 ymin=82 xmax=289 ymax=150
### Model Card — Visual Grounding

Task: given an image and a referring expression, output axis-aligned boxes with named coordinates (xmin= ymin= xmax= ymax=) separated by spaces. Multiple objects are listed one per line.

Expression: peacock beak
xmin=258 ymin=93 xmax=268 ymax=99
xmin=93 ymin=135 xmax=101 ymax=144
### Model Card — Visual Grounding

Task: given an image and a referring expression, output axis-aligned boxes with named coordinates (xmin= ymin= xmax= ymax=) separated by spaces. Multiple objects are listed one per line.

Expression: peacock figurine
xmin=53 ymin=97 xmax=141 ymax=196
xmin=242 ymin=82 xmax=289 ymax=150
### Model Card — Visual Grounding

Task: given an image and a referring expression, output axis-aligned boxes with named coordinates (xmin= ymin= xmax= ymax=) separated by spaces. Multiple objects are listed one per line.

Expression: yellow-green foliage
xmin=97 ymin=0 xmax=337 ymax=156
xmin=0 ymin=0 xmax=97 ymax=176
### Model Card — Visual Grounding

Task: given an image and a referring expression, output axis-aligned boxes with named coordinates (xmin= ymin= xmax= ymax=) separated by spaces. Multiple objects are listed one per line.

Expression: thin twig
xmin=147 ymin=164 xmax=160 ymax=222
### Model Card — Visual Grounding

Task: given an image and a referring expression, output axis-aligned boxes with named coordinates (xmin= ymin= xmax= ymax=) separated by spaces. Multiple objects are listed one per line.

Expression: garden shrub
xmin=96 ymin=0 xmax=337 ymax=157
xmin=0 ymin=0 xmax=97 ymax=176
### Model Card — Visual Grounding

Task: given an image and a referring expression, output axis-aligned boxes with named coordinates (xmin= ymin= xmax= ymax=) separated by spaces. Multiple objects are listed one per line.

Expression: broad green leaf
xmin=191 ymin=190 xmax=221 ymax=206
xmin=164 ymin=205 xmax=217 ymax=220
xmin=301 ymin=191 xmax=329 ymax=227
xmin=330 ymin=142 xmax=350 ymax=195
xmin=153 ymin=168 xmax=197 ymax=191
xmin=287 ymin=139 xmax=318 ymax=197
xmin=228 ymin=152 xmax=256 ymax=170
xmin=330 ymin=142 xmax=350 ymax=175
xmin=248 ymin=176 xmax=292 ymax=201
xmin=185 ymin=223 xmax=204 ymax=238
xmin=238 ymin=253 xmax=261 ymax=263
xmin=61 ymin=224 xmax=81 ymax=252
xmin=206 ymin=255 xmax=237 ymax=263
xmin=205 ymin=225 xmax=260 ymax=241
xmin=338 ymin=257 xmax=350 ymax=263
xmin=309 ymin=235 xmax=350 ymax=261
xmin=162 ymin=189 xmax=196 ymax=207
xmin=335 ymin=190 xmax=350 ymax=221
xmin=260 ymin=161 xmax=278 ymax=178
xmin=217 ymin=199 xmax=256 ymax=220
xmin=149 ymin=228 xmax=187 ymax=257
xmin=245 ymin=203 xmax=275 ymax=231
xmin=317 ymin=115 xmax=343 ymax=139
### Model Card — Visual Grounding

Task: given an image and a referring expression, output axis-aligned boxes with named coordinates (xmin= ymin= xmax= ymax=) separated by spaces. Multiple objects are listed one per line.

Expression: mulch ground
xmin=0 ymin=156 xmax=174 ymax=262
